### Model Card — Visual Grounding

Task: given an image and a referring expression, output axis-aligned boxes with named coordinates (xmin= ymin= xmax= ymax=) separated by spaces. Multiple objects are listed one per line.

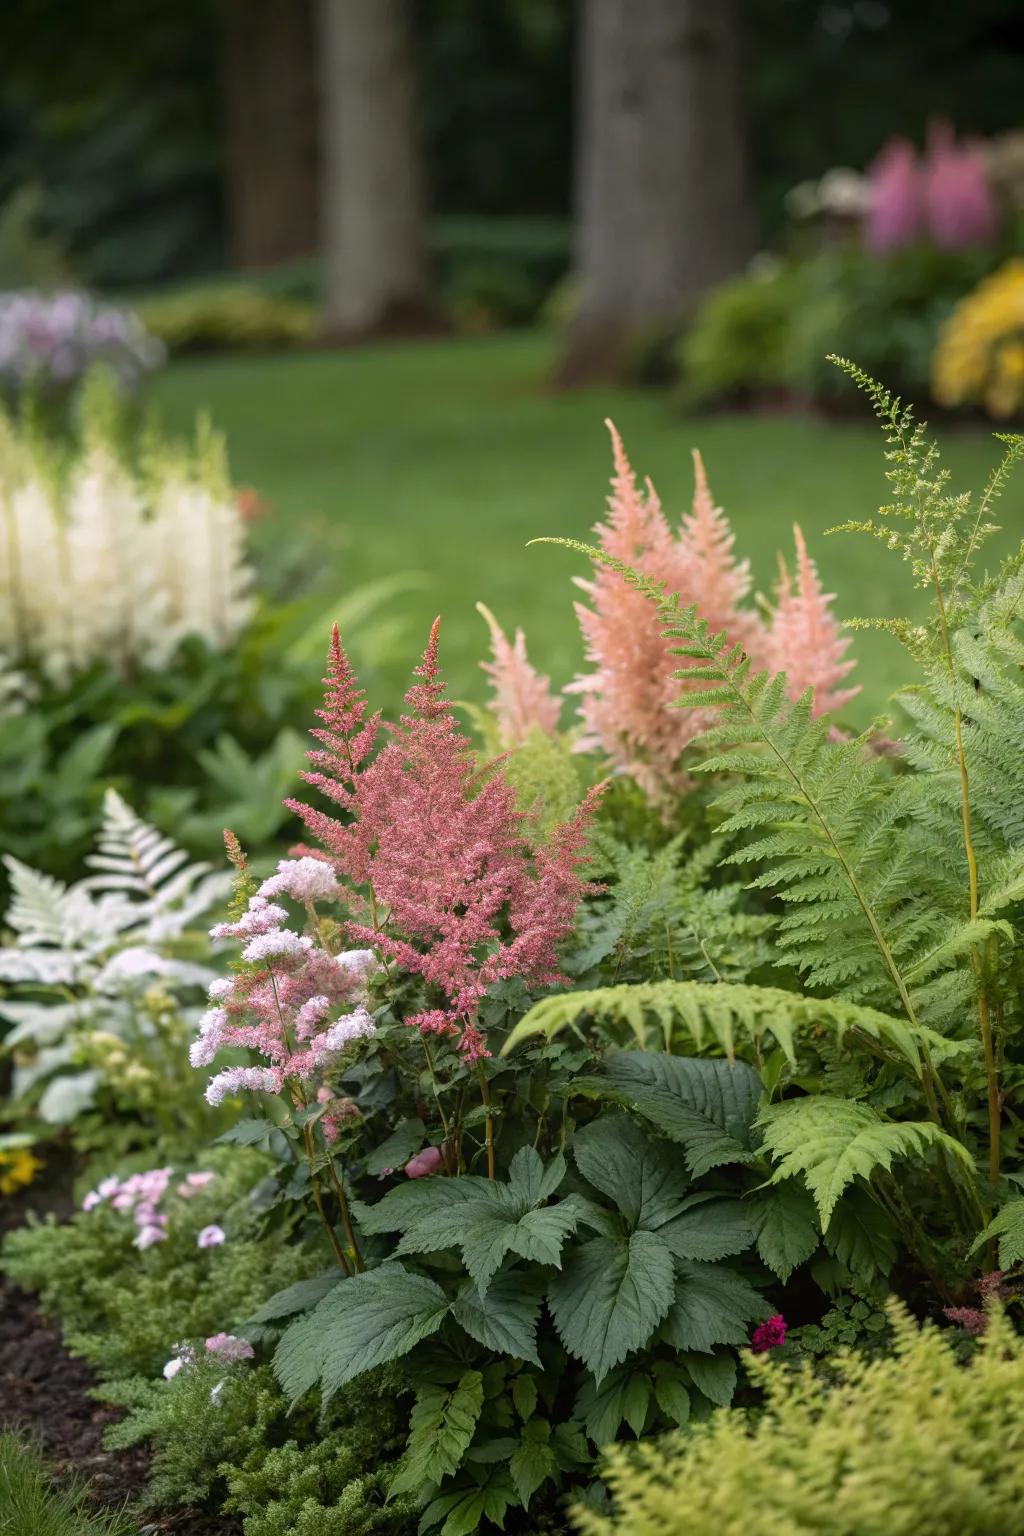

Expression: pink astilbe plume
xmin=568 ymin=424 xmax=760 ymax=798
xmin=294 ymin=620 xmax=601 ymax=1060
xmin=477 ymin=602 xmax=561 ymax=745
xmin=865 ymin=136 xmax=925 ymax=253
xmin=923 ymin=120 xmax=999 ymax=250
xmin=765 ymin=524 xmax=859 ymax=717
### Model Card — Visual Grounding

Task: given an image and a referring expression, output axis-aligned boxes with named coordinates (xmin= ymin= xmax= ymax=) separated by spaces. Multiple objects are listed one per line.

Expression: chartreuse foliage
xmin=575 ymin=1305 xmax=1024 ymax=1536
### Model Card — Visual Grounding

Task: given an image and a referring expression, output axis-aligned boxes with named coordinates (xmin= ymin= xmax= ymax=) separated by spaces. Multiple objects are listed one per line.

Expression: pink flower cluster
xmin=191 ymin=856 xmax=378 ymax=1108
xmin=287 ymin=623 xmax=602 ymax=1061
xmin=163 ymin=1332 xmax=255 ymax=1380
xmin=81 ymin=1168 xmax=216 ymax=1250
xmin=478 ymin=602 xmax=562 ymax=746
xmin=866 ymin=122 xmax=999 ymax=253
xmin=560 ymin=424 xmax=859 ymax=798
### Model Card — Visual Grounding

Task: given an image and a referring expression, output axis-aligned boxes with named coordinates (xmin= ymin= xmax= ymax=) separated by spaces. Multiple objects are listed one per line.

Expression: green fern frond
xmin=502 ymin=978 xmax=946 ymax=1078
xmin=757 ymin=1096 xmax=972 ymax=1224
xmin=83 ymin=788 xmax=230 ymax=922
xmin=968 ymin=1197 xmax=1024 ymax=1268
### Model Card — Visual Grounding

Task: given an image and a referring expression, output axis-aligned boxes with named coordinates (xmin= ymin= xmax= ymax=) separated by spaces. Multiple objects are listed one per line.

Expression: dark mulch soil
xmin=0 ymin=1150 xmax=241 ymax=1534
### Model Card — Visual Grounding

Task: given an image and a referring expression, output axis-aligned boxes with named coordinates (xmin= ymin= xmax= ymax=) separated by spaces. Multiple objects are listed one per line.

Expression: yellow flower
xmin=0 ymin=1147 xmax=43 ymax=1197
xmin=933 ymin=260 xmax=1024 ymax=418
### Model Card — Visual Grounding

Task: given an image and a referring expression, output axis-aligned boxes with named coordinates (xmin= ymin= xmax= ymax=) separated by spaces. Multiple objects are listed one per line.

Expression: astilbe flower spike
xmin=477 ymin=602 xmax=561 ymax=745
xmin=765 ymin=524 xmax=860 ymax=717
xmin=291 ymin=620 xmax=601 ymax=1060
xmin=923 ymin=120 xmax=999 ymax=250
xmin=865 ymin=136 xmax=925 ymax=253
xmin=569 ymin=424 xmax=766 ymax=798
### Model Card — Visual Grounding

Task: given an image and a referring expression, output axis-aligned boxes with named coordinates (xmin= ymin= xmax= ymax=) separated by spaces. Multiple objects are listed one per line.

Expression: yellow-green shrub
xmin=576 ymin=1305 xmax=1024 ymax=1536
xmin=137 ymin=283 xmax=316 ymax=355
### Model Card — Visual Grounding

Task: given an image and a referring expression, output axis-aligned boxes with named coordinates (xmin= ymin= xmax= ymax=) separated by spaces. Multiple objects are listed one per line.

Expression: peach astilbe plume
xmin=765 ymin=524 xmax=860 ymax=716
xmin=290 ymin=619 xmax=601 ymax=1061
xmin=477 ymin=602 xmax=561 ymax=745
xmin=568 ymin=423 xmax=759 ymax=798
xmin=680 ymin=449 xmax=766 ymax=656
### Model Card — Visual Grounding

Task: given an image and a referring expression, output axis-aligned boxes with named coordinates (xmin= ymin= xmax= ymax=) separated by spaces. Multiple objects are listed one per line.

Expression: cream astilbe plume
xmin=477 ymin=601 xmax=561 ymax=746
xmin=65 ymin=439 xmax=155 ymax=674
xmin=568 ymin=423 xmax=757 ymax=798
xmin=766 ymin=523 xmax=860 ymax=716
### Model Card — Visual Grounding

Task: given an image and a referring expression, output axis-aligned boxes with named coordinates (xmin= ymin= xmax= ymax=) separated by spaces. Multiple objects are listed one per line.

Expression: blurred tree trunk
xmin=560 ymin=0 xmax=751 ymax=383
xmin=318 ymin=0 xmax=435 ymax=339
xmin=221 ymin=0 xmax=319 ymax=269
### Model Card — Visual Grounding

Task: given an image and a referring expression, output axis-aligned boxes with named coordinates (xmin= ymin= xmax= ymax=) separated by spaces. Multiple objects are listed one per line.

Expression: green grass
xmin=0 ymin=1430 xmax=137 ymax=1536
xmin=150 ymin=331 xmax=1018 ymax=727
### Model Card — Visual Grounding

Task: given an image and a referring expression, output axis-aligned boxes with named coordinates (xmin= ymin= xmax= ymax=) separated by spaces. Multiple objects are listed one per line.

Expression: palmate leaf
xmin=571 ymin=1113 xmax=690 ymax=1230
xmin=503 ymin=979 xmax=932 ymax=1078
xmin=747 ymin=1179 xmax=820 ymax=1282
xmin=419 ymin=1465 xmax=516 ymax=1536
xmin=450 ymin=1270 xmax=545 ymax=1365
xmin=547 ymin=1230 xmax=675 ymax=1384
xmin=757 ymin=1096 xmax=972 ymax=1225
xmin=273 ymin=1264 xmax=450 ymax=1405
xmin=658 ymin=1195 xmax=756 ymax=1264
xmin=825 ymin=1186 xmax=898 ymax=1282
xmin=509 ymin=1418 xmax=557 ymax=1506
xmin=244 ymin=1270 xmax=342 ymax=1327
xmin=575 ymin=1051 xmax=762 ymax=1176
xmin=661 ymin=1261 xmax=769 ymax=1354
xmin=391 ymin=1370 xmax=484 ymax=1496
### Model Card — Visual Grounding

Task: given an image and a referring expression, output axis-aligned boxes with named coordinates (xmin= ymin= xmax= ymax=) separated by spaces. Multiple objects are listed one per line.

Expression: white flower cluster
xmin=0 ymin=404 xmax=254 ymax=686
xmin=0 ymin=290 xmax=163 ymax=395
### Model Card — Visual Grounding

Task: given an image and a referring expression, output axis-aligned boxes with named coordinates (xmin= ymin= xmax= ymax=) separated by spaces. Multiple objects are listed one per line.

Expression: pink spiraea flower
xmin=478 ymin=602 xmax=561 ymax=745
xmin=923 ymin=120 xmax=999 ymax=250
xmin=289 ymin=620 xmax=602 ymax=1060
xmin=569 ymin=425 xmax=768 ymax=797
xmin=751 ymin=1314 xmax=788 ymax=1353
xmin=865 ymin=136 xmax=925 ymax=252
xmin=765 ymin=525 xmax=860 ymax=717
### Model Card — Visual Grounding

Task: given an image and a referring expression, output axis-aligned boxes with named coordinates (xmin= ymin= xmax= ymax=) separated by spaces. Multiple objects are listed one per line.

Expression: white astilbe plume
xmin=0 ymin=389 xmax=254 ymax=689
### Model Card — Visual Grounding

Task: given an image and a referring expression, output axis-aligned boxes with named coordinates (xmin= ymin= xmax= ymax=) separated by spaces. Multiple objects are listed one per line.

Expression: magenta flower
xmin=923 ymin=120 xmax=999 ymax=250
xmin=751 ymin=1314 xmax=788 ymax=1353
xmin=865 ymin=136 xmax=925 ymax=252
xmin=197 ymin=1224 xmax=226 ymax=1249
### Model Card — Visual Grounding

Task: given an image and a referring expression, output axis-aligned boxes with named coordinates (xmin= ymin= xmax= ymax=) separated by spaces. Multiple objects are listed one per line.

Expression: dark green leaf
xmin=450 ymin=1271 xmax=544 ymax=1366
xmin=244 ymin=1269 xmax=341 ymax=1326
xmin=366 ymin=1117 xmax=425 ymax=1176
xmin=825 ymin=1186 xmax=897 ymax=1281
xmin=572 ymin=1113 xmax=690 ymax=1230
xmin=621 ymin=1372 xmax=651 ymax=1436
xmin=512 ymin=1374 xmax=538 ymax=1422
xmin=577 ymin=1052 xmax=762 ymax=1175
xmin=748 ymin=1179 xmax=820 ymax=1282
xmin=651 ymin=1362 xmax=691 ymax=1426
xmin=661 ymin=1261 xmax=769 ymax=1354
xmin=659 ymin=1198 xmax=755 ymax=1262
xmin=681 ymin=1349 xmax=737 ymax=1406
xmin=509 ymin=1419 xmax=555 ymax=1506
xmin=548 ymin=1230 xmax=675 ymax=1383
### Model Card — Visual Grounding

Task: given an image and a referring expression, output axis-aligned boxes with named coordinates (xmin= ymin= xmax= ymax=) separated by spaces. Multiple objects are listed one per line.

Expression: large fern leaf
xmin=83 ymin=789 xmax=229 ymax=932
xmin=757 ymin=1096 xmax=972 ymax=1224
xmin=502 ymin=977 xmax=947 ymax=1079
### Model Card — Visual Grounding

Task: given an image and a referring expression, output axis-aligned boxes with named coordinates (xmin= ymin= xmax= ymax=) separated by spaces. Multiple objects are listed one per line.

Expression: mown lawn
xmin=151 ymin=331 xmax=1017 ymax=726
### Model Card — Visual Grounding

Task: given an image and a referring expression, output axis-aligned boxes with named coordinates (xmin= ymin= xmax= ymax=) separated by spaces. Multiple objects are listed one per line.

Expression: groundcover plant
xmin=6 ymin=362 xmax=1024 ymax=1536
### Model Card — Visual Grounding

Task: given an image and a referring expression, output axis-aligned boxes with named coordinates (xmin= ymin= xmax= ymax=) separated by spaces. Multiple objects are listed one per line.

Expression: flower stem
xmin=325 ymin=1154 xmax=364 ymax=1272
xmin=477 ymin=1064 xmax=496 ymax=1180
xmin=302 ymin=1123 xmax=350 ymax=1275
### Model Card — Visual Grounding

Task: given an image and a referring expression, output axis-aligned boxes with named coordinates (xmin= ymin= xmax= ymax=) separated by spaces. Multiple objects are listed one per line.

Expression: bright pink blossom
xmin=751 ymin=1314 xmax=788 ymax=1353
xmin=205 ymin=1332 xmax=255 ymax=1362
xmin=865 ymin=136 xmax=925 ymax=252
xmin=923 ymin=120 xmax=999 ymax=250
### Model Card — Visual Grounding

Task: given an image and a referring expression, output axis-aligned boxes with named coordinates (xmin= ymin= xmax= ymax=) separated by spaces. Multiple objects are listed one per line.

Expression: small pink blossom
xmin=751 ymin=1314 xmax=788 ymax=1353
xmin=204 ymin=1065 xmax=283 ymax=1107
xmin=260 ymin=856 xmax=340 ymax=904
xmin=405 ymin=1146 xmax=444 ymax=1179
xmin=478 ymin=602 xmax=561 ymax=745
xmin=134 ymin=1223 xmax=167 ymax=1250
xmin=197 ymin=1224 xmax=226 ymax=1248
xmin=205 ymin=1332 xmax=255 ymax=1362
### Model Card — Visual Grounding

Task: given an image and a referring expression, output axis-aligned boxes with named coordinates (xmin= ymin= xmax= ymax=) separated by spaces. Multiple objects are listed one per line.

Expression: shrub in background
xmin=576 ymin=1305 xmax=1024 ymax=1536
xmin=933 ymin=257 xmax=1024 ymax=418
xmin=137 ymin=283 xmax=316 ymax=356
xmin=0 ymin=290 xmax=162 ymax=403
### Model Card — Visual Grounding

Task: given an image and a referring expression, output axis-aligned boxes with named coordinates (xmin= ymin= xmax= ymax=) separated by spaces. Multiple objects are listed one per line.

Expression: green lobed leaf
xmin=365 ymin=1117 xmax=426 ymax=1176
xmin=509 ymin=1418 xmax=556 ymax=1506
xmin=244 ymin=1270 xmax=341 ymax=1326
xmin=661 ymin=1261 xmax=769 ymax=1354
xmin=571 ymin=1112 xmax=690 ymax=1230
xmin=548 ymin=1230 xmax=675 ymax=1384
xmin=576 ymin=1052 xmax=762 ymax=1176
xmin=659 ymin=1196 xmax=756 ymax=1263
xmin=747 ymin=1180 xmax=821 ymax=1282
xmin=825 ymin=1186 xmax=898 ymax=1281
xmin=681 ymin=1349 xmax=738 ymax=1407
xmin=450 ymin=1271 xmax=544 ymax=1366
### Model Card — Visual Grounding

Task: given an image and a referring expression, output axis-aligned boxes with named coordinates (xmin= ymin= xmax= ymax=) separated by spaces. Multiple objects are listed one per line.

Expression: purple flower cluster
xmin=0 ymin=290 xmax=164 ymax=395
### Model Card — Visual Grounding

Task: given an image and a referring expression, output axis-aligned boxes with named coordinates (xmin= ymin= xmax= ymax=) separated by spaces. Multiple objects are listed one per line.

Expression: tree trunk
xmin=318 ymin=0 xmax=435 ymax=339
xmin=221 ymin=0 xmax=319 ymax=270
xmin=561 ymin=0 xmax=751 ymax=383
